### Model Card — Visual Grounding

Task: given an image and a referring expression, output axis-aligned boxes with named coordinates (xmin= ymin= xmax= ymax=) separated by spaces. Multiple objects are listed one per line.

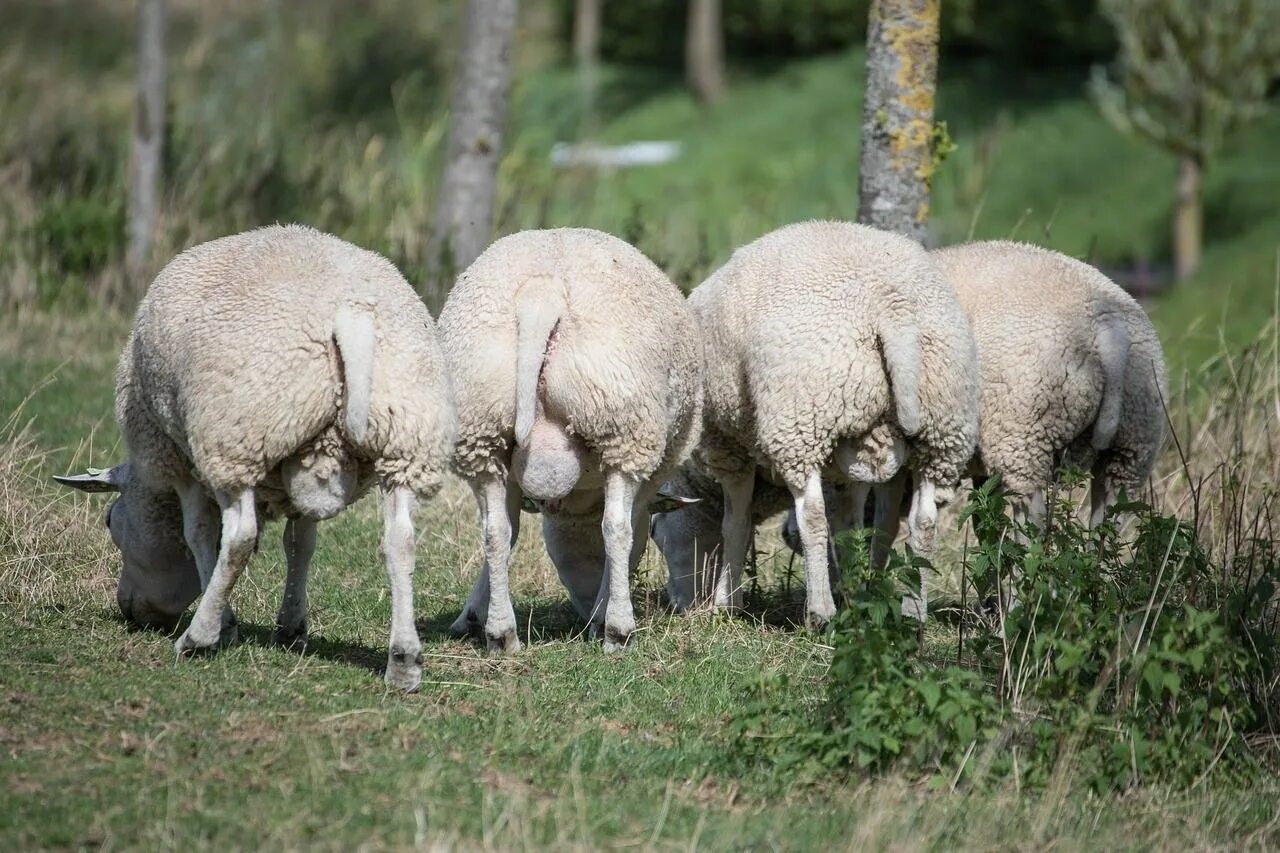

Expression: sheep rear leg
xmin=791 ymin=471 xmax=835 ymax=630
xmin=274 ymin=516 xmax=316 ymax=649
xmin=714 ymin=470 xmax=755 ymax=613
xmin=592 ymin=470 xmax=640 ymax=653
xmin=176 ymin=487 xmax=257 ymax=655
xmin=382 ymin=484 xmax=423 ymax=692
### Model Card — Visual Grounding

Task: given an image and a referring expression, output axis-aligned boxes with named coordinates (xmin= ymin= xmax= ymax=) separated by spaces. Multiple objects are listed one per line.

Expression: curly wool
xmin=931 ymin=240 xmax=1167 ymax=496
xmin=438 ymin=227 xmax=702 ymax=485
xmin=118 ymin=224 xmax=456 ymax=501
xmin=689 ymin=220 xmax=979 ymax=493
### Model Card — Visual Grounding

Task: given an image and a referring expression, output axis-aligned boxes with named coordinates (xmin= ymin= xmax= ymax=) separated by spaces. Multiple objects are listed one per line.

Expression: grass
xmin=4 ymin=317 xmax=1280 ymax=848
xmin=4 ymin=2 xmax=1280 ymax=846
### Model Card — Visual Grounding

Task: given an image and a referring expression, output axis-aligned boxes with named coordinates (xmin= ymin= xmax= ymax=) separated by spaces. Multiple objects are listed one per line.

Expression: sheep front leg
xmin=792 ymin=471 xmax=835 ymax=630
xmin=176 ymin=487 xmax=257 ymax=655
xmin=274 ymin=516 xmax=316 ymax=649
xmin=714 ymin=470 xmax=755 ymax=613
xmin=903 ymin=477 xmax=937 ymax=622
xmin=594 ymin=470 xmax=640 ymax=653
xmin=449 ymin=476 xmax=521 ymax=646
xmin=872 ymin=471 xmax=907 ymax=573
xmin=176 ymin=481 xmax=238 ymax=645
xmin=381 ymin=484 xmax=423 ymax=692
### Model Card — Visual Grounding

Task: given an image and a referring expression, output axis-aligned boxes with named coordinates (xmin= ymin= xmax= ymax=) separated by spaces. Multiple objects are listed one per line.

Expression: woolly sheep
xmin=55 ymin=225 xmax=456 ymax=692
xmin=770 ymin=241 xmax=1167 ymax=596
xmin=437 ymin=228 xmax=702 ymax=652
xmin=657 ymin=220 xmax=979 ymax=628
xmin=931 ymin=240 xmax=1168 ymax=526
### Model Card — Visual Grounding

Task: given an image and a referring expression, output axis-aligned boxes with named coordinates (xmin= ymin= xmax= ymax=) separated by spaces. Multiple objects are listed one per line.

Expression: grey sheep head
xmin=55 ymin=465 xmax=201 ymax=632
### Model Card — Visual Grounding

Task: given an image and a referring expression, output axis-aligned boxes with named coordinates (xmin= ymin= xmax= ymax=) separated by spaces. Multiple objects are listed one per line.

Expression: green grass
xmin=4 ymin=322 xmax=1280 ymax=849
xmin=5 ymin=5 xmax=1280 ymax=846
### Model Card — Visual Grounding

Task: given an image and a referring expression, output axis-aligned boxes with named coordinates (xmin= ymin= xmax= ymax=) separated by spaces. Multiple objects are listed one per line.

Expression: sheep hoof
xmin=385 ymin=646 xmax=423 ymax=692
xmin=273 ymin=621 xmax=308 ymax=650
xmin=602 ymin=626 xmax=632 ymax=654
xmin=804 ymin=607 xmax=834 ymax=633
xmin=486 ymin=628 xmax=522 ymax=654
xmin=448 ymin=609 xmax=483 ymax=640
xmin=174 ymin=625 xmax=220 ymax=658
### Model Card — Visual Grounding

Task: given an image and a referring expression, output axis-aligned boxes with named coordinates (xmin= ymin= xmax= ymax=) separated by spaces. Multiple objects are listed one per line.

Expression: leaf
xmin=918 ymin=681 xmax=941 ymax=712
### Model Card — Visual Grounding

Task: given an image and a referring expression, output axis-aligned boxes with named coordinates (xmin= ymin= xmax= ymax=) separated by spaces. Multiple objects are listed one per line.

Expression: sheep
xmin=667 ymin=220 xmax=979 ymax=628
xmin=54 ymin=224 xmax=456 ymax=692
xmin=931 ymin=240 xmax=1168 ymax=529
xmin=437 ymin=227 xmax=702 ymax=653
xmin=761 ymin=241 xmax=1168 ymax=608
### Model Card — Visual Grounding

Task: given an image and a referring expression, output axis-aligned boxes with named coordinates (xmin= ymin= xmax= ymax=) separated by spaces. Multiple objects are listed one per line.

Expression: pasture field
xmin=2 ymin=307 xmax=1278 ymax=849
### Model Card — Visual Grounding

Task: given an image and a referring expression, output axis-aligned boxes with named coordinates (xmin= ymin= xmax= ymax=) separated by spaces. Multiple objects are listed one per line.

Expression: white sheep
xmin=437 ymin=228 xmax=702 ymax=652
xmin=55 ymin=225 xmax=456 ymax=692
xmin=766 ymin=241 xmax=1168 ymax=606
xmin=932 ymin=240 xmax=1168 ymax=527
xmin=666 ymin=220 xmax=979 ymax=628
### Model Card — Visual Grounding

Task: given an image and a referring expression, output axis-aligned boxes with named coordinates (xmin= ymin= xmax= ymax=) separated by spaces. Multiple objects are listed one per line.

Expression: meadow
xmin=4 ymin=1 xmax=1280 ymax=849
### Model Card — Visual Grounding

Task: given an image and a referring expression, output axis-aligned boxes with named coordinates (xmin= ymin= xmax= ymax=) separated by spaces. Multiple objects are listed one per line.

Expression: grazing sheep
xmin=55 ymin=225 xmax=456 ymax=691
xmin=438 ymin=228 xmax=702 ymax=652
xmin=765 ymin=242 xmax=1167 ymax=603
xmin=676 ymin=220 xmax=979 ymax=628
xmin=931 ymin=240 xmax=1168 ymax=527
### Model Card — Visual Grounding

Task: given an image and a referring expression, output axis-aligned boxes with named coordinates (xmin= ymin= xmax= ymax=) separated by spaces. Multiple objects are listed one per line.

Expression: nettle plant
xmin=728 ymin=477 xmax=1280 ymax=791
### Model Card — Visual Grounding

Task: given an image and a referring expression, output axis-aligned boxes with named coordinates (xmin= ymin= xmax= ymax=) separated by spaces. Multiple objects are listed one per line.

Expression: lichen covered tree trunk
xmin=686 ymin=0 xmax=725 ymax=105
xmin=1173 ymin=153 xmax=1203 ymax=281
xmin=857 ymin=0 xmax=940 ymax=243
xmin=127 ymin=0 xmax=166 ymax=293
xmin=428 ymin=0 xmax=518 ymax=301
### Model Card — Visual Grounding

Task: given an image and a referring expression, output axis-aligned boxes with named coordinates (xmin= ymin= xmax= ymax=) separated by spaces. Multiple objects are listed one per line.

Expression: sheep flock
xmin=55 ymin=220 xmax=1167 ymax=690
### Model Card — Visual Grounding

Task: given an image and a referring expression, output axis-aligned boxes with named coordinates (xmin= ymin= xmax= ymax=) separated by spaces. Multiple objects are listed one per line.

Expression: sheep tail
xmin=1091 ymin=314 xmax=1130 ymax=451
xmin=334 ymin=299 xmax=377 ymax=444
xmin=879 ymin=320 xmax=922 ymax=437
xmin=514 ymin=274 xmax=566 ymax=446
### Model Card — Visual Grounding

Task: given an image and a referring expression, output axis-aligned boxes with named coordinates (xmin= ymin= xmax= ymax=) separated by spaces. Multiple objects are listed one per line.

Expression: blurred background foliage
xmin=1 ymin=0 xmax=1277 ymax=369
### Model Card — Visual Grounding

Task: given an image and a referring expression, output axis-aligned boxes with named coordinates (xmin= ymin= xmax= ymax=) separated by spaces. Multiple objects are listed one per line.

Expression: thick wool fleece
xmin=118 ymin=224 xmax=455 ymax=499
xmin=931 ymin=240 xmax=1167 ymax=495
xmin=438 ymin=227 xmax=702 ymax=484
xmin=689 ymin=220 xmax=979 ymax=493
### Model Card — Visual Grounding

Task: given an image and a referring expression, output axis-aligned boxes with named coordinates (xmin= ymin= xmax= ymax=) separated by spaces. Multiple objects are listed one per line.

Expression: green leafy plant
xmin=727 ymin=478 xmax=1280 ymax=791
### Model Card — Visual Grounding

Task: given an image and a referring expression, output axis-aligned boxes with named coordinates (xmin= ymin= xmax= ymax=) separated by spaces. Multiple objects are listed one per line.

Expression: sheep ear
xmin=53 ymin=465 xmax=126 ymax=494
xmin=649 ymin=490 xmax=700 ymax=514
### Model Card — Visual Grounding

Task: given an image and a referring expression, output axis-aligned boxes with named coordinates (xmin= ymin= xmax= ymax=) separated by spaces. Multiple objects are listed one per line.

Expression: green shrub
xmin=727 ymin=478 xmax=1279 ymax=791
xmin=31 ymin=195 xmax=123 ymax=277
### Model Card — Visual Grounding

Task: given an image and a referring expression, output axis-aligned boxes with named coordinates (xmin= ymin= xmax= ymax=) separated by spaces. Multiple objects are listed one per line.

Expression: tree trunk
xmin=127 ymin=0 xmax=166 ymax=293
xmin=856 ymin=0 xmax=940 ymax=243
xmin=686 ymin=0 xmax=725 ymax=105
xmin=1173 ymin=153 xmax=1203 ymax=281
xmin=428 ymin=0 xmax=519 ymax=301
xmin=573 ymin=0 xmax=602 ymax=129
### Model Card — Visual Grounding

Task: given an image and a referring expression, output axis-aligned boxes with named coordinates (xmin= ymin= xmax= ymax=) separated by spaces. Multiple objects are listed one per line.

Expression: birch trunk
xmin=127 ymin=0 xmax=166 ymax=291
xmin=856 ymin=0 xmax=940 ymax=243
xmin=428 ymin=0 xmax=519 ymax=299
